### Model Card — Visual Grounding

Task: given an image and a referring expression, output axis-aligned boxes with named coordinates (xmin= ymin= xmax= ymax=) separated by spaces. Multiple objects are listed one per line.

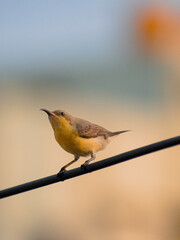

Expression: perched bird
xmin=41 ymin=109 xmax=129 ymax=176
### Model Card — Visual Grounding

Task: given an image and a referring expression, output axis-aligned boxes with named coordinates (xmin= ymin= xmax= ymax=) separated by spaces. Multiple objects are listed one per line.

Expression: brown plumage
xmin=76 ymin=119 xmax=127 ymax=139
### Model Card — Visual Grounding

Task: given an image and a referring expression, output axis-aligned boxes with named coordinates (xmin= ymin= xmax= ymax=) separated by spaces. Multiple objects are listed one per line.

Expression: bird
xmin=41 ymin=109 xmax=129 ymax=177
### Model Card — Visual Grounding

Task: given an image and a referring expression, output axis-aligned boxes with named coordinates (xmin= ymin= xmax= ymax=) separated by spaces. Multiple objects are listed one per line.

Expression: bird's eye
xmin=60 ymin=112 xmax=65 ymax=116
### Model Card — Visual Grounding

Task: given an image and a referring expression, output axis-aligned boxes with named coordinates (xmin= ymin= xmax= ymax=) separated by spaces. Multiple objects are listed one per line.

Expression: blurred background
xmin=0 ymin=1 xmax=180 ymax=240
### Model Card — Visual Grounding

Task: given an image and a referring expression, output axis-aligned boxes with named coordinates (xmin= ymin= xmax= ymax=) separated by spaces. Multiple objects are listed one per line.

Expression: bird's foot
xmin=57 ymin=167 xmax=66 ymax=178
xmin=81 ymin=162 xmax=89 ymax=170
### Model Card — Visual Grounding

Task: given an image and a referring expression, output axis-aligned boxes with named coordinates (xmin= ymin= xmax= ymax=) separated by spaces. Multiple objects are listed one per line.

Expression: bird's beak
xmin=40 ymin=109 xmax=54 ymax=116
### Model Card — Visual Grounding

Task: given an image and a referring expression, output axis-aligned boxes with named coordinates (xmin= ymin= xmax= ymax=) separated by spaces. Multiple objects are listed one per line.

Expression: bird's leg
xmin=81 ymin=152 xmax=96 ymax=169
xmin=57 ymin=156 xmax=79 ymax=177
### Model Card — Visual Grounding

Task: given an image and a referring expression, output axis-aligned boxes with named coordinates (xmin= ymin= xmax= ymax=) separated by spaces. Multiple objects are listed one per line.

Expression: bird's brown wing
xmin=76 ymin=119 xmax=109 ymax=139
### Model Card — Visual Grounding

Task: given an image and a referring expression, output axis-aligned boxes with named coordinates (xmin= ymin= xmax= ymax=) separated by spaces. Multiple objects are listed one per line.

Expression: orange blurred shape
xmin=136 ymin=5 xmax=180 ymax=57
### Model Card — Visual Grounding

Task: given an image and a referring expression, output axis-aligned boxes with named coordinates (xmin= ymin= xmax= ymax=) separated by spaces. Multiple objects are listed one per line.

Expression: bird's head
xmin=41 ymin=109 xmax=73 ymax=132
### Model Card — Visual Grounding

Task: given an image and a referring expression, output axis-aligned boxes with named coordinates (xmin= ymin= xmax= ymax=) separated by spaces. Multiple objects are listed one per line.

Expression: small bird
xmin=41 ymin=109 xmax=129 ymax=176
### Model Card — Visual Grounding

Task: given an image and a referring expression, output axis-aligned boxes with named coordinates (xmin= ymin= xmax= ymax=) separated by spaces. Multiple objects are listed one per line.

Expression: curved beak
xmin=40 ymin=109 xmax=54 ymax=116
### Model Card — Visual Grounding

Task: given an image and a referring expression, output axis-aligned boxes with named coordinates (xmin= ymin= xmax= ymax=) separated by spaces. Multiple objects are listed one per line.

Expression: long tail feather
xmin=109 ymin=130 xmax=130 ymax=137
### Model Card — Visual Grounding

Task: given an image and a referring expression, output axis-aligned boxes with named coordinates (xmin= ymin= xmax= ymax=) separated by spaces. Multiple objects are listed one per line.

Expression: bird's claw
xmin=81 ymin=163 xmax=88 ymax=170
xmin=57 ymin=168 xmax=66 ymax=178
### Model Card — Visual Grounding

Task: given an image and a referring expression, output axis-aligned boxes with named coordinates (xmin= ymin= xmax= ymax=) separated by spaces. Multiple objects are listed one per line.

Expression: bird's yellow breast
xmin=52 ymin=118 xmax=107 ymax=157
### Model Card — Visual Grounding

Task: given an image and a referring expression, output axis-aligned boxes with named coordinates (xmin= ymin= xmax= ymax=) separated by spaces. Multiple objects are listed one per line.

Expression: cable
xmin=0 ymin=136 xmax=180 ymax=199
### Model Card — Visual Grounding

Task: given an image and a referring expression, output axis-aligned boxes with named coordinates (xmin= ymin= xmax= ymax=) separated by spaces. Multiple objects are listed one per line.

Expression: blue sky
xmin=0 ymin=0 xmax=127 ymax=68
xmin=0 ymin=0 xmax=179 ymax=70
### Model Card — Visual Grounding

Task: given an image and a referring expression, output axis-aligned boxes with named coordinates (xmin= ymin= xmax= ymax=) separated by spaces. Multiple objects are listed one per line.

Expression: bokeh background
xmin=0 ymin=1 xmax=180 ymax=240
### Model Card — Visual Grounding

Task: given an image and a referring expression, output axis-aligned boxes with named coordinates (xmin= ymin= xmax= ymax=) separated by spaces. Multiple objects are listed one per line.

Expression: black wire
xmin=0 ymin=136 xmax=180 ymax=199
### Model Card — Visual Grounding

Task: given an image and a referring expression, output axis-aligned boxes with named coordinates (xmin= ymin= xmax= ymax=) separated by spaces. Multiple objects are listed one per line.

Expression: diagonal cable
xmin=0 ymin=136 xmax=180 ymax=199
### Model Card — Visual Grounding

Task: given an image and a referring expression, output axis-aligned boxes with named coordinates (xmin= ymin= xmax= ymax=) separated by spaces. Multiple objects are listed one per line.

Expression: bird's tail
xmin=109 ymin=130 xmax=130 ymax=137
